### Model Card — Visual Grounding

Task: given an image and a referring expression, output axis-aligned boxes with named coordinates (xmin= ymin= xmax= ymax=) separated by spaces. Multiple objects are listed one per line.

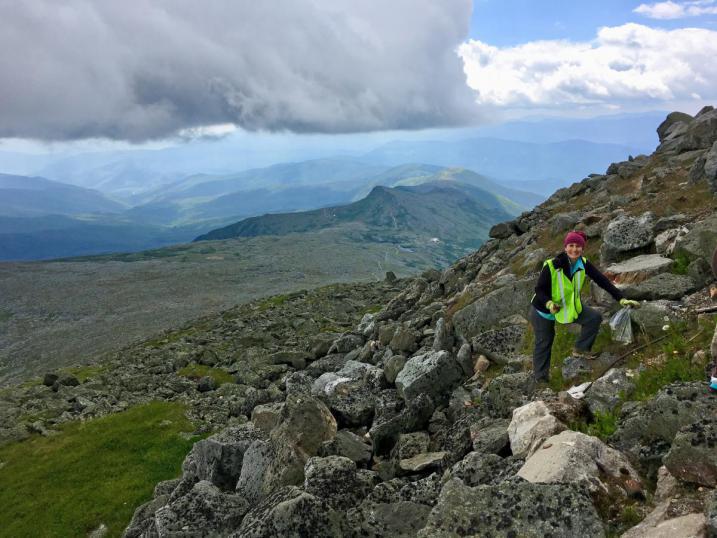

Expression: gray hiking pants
xmin=529 ymin=305 xmax=602 ymax=382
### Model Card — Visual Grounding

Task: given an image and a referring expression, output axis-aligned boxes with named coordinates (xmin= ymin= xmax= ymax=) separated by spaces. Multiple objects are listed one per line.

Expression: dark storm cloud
xmin=0 ymin=0 xmax=476 ymax=141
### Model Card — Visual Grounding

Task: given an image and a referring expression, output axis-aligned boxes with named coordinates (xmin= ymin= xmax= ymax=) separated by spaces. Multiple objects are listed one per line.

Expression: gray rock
xmin=601 ymin=213 xmax=655 ymax=262
xmin=550 ymin=211 xmax=582 ymax=233
xmin=155 ymin=480 xmax=249 ymax=537
xmin=391 ymin=431 xmax=430 ymax=461
xmin=250 ymin=402 xmax=284 ymax=435
xmin=675 ymin=108 xmax=717 ymax=152
xmin=235 ymin=439 xmax=275 ymax=504
xmin=469 ymin=417 xmax=510 ymax=454
xmin=328 ymin=333 xmax=364 ymax=354
xmin=270 ymin=351 xmax=309 ymax=370
xmin=688 ymin=256 xmax=714 ymax=288
xmin=621 ymin=273 xmax=698 ymax=300
xmin=42 ymin=373 xmax=59 ymax=387
xmin=631 ymin=300 xmax=681 ymax=334
xmin=707 ymin=489 xmax=717 ymax=538
xmin=562 ymin=355 xmax=592 ymax=382
xmin=181 ymin=423 xmax=266 ymax=491
xmin=605 ymin=254 xmax=674 ymax=284
xmin=347 ymin=500 xmax=431 ymax=537
xmin=480 ymin=372 xmax=536 ymax=418
xmin=418 ymin=478 xmax=605 ymax=537
xmin=471 ymin=323 xmax=526 ymax=366
xmin=122 ymin=494 xmax=169 ymax=538
xmin=319 ymin=429 xmax=372 ymax=467
xmin=655 ymin=226 xmax=689 ymax=256
xmin=489 ymin=221 xmax=517 ymax=239
xmin=389 ymin=325 xmax=419 ymax=353
xmin=612 ymin=382 xmax=716 ymax=479
xmin=197 ymin=375 xmax=217 ymax=392
xmin=674 ymin=214 xmax=717 ymax=263
xmin=664 ymin=419 xmax=717 ymax=487
xmin=233 ymin=486 xmax=344 ymax=538
xmin=398 ymin=451 xmax=447 ymax=473
xmin=431 ymin=317 xmax=453 ymax=352
xmin=395 ymin=350 xmax=463 ymax=406
xmin=705 ymin=140 xmax=717 ymax=192
xmin=369 ymin=392 xmax=434 ymax=455
xmin=657 ymin=111 xmax=694 ymax=142
xmin=304 ymin=455 xmax=367 ymax=511
xmin=283 ymin=371 xmax=313 ymax=396
xmin=585 ymin=368 xmax=636 ymax=416
xmin=621 ymin=501 xmax=708 ymax=538
xmin=455 ymin=343 xmax=473 ymax=377
xmin=452 ymin=278 xmax=534 ymax=341
xmin=384 ymin=354 xmax=406 ymax=384
xmin=447 ymin=451 xmax=524 ymax=486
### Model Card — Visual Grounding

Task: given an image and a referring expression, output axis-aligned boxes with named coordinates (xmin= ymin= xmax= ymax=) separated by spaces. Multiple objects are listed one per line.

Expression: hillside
xmin=1 ymin=108 xmax=717 ymax=537
xmin=0 ymin=173 xmax=125 ymax=217
xmin=194 ymin=182 xmax=517 ymax=251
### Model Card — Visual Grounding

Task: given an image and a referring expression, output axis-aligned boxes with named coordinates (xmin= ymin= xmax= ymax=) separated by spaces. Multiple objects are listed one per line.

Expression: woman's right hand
xmin=546 ymin=300 xmax=561 ymax=314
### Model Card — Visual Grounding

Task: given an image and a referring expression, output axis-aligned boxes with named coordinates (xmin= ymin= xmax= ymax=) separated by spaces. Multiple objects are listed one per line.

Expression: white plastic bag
xmin=609 ymin=307 xmax=633 ymax=344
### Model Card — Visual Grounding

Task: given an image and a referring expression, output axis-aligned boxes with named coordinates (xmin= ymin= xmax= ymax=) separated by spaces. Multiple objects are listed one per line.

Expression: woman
xmin=529 ymin=230 xmax=639 ymax=383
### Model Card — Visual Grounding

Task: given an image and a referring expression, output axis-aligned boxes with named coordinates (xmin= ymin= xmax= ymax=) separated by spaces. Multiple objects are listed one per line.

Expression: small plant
xmin=177 ymin=363 xmax=235 ymax=385
xmin=619 ymin=505 xmax=643 ymax=528
xmin=671 ymin=252 xmax=690 ymax=275
xmin=61 ymin=364 xmax=108 ymax=383
xmin=256 ymin=294 xmax=289 ymax=311
xmin=571 ymin=409 xmax=620 ymax=441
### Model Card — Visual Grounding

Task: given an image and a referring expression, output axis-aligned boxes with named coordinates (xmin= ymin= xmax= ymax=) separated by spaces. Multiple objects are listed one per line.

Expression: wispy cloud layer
xmin=0 ymin=0 xmax=475 ymax=142
xmin=633 ymin=0 xmax=717 ymax=19
xmin=459 ymin=23 xmax=717 ymax=110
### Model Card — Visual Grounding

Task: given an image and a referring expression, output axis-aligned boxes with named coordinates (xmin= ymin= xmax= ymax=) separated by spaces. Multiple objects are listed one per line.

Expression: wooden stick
xmin=695 ymin=305 xmax=717 ymax=314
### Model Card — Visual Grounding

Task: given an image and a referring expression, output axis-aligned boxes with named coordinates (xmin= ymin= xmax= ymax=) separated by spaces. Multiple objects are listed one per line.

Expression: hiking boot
xmin=572 ymin=349 xmax=598 ymax=360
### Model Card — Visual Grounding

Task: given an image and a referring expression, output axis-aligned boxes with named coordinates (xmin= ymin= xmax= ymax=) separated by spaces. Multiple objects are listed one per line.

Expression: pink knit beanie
xmin=564 ymin=230 xmax=587 ymax=248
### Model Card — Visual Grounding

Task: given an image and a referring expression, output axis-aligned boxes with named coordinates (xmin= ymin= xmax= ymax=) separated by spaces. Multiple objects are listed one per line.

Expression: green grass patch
xmin=61 ymin=364 xmax=108 ymax=383
xmin=0 ymin=401 xmax=200 ymax=538
xmin=255 ymin=294 xmax=290 ymax=311
xmin=571 ymin=409 xmax=620 ymax=441
xmin=177 ymin=363 xmax=235 ymax=385
xmin=360 ymin=304 xmax=383 ymax=315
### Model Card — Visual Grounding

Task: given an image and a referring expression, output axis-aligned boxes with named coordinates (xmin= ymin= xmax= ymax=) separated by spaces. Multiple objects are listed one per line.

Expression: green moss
xmin=571 ymin=409 xmax=620 ymax=441
xmin=671 ymin=252 xmax=690 ymax=275
xmin=256 ymin=294 xmax=290 ymax=311
xmin=360 ymin=304 xmax=383 ymax=315
xmin=0 ymin=401 xmax=200 ymax=538
xmin=177 ymin=363 xmax=235 ymax=386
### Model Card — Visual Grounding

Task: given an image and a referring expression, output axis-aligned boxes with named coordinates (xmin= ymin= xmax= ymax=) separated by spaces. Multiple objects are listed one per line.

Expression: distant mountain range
xmin=195 ymin=180 xmax=517 ymax=263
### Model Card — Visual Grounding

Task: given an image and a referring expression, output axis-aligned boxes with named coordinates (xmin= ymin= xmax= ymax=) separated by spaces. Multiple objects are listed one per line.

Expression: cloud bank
xmin=633 ymin=1 xmax=717 ymax=19
xmin=459 ymin=23 xmax=717 ymax=110
xmin=0 ymin=0 xmax=476 ymax=142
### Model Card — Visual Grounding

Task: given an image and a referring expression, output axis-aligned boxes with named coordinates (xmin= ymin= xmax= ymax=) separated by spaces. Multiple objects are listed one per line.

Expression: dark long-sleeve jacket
xmin=531 ymin=252 xmax=623 ymax=314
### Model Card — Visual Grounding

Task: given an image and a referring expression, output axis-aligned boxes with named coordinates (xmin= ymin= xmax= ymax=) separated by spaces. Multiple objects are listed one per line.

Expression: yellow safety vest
xmin=545 ymin=257 xmax=587 ymax=324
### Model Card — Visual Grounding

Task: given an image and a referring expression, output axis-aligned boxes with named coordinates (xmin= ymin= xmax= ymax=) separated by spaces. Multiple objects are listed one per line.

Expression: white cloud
xmin=0 ymin=0 xmax=476 ymax=142
xmin=459 ymin=23 xmax=717 ymax=110
xmin=634 ymin=0 xmax=717 ymax=19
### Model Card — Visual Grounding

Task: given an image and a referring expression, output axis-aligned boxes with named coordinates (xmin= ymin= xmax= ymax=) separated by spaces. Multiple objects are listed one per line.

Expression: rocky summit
xmin=2 ymin=109 xmax=717 ymax=537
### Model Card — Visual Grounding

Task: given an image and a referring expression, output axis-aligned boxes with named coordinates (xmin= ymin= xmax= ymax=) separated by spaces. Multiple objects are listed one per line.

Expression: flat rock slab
xmin=399 ymin=451 xmax=447 ymax=473
xmin=621 ymin=273 xmax=697 ymax=301
xmin=605 ymin=255 xmax=673 ymax=285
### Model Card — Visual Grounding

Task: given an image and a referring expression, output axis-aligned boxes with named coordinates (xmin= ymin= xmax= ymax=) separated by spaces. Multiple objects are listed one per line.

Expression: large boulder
xmin=469 ymin=417 xmax=510 ymax=454
xmin=418 ymin=478 xmax=605 ymax=537
xmin=480 ymin=372 xmax=536 ymax=418
xmin=630 ymin=300 xmax=682 ymax=334
xmin=611 ymin=383 xmax=715 ymax=479
xmin=311 ymin=362 xmax=383 ymax=427
xmin=446 ymin=451 xmax=525 ymax=487
xmin=585 ymin=368 xmax=636 ymax=416
xmin=704 ymin=140 xmax=717 ymax=192
xmin=303 ymin=456 xmax=368 ymax=511
xmin=621 ymin=272 xmax=698 ymax=300
xmin=518 ymin=430 xmax=642 ymax=496
xmin=470 ymin=320 xmax=527 ymax=366
xmin=663 ymin=419 xmax=717 ymax=487
xmin=232 ymin=486 xmax=344 ymax=537
xmin=319 ymin=429 xmax=373 ymax=467
xmin=154 ymin=481 xmax=249 ymax=537
xmin=181 ymin=423 xmax=266 ymax=491
xmin=657 ymin=111 xmax=694 ymax=142
xmin=394 ymin=350 xmax=463 ymax=406
xmin=674 ymin=214 xmax=717 ymax=264
xmin=347 ymin=500 xmax=432 ymax=537
xmin=369 ymin=391 xmax=434 ymax=455
xmin=605 ymin=254 xmax=674 ymax=285
xmin=621 ymin=501 xmax=708 ymax=538
xmin=508 ymin=401 xmax=566 ymax=458
xmin=601 ymin=213 xmax=656 ymax=263
xmin=675 ymin=107 xmax=717 ymax=152
xmin=452 ymin=278 xmax=534 ymax=341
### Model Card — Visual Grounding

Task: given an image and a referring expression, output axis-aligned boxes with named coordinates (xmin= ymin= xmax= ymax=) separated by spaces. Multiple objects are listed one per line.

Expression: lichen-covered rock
xmin=319 ymin=429 xmax=372 ymax=467
xmin=664 ymin=419 xmax=717 ymax=487
xmin=480 ymin=372 xmax=536 ymax=418
xmin=383 ymin=354 xmax=406 ymax=384
xmin=562 ymin=355 xmax=592 ymax=382
xmin=181 ymin=423 xmax=266 ymax=491
xmin=122 ymin=494 xmax=169 ymax=538
xmin=469 ymin=417 xmax=510 ymax=454
xmin=154 ymin=480 xmax=249 ymax=537
xmin=303 ymin=455 xmax=368 ymax=511
xmin=395 ymin=350 xmax=462 ymax=406
xmin=347 ymin=500 xmax=432 ymax=537
xmin=452 ymin=278 xmax=534 ymax=341
xmin=369 ymin=392 xmax=434 ymax=455
xmin=674 ymin=214 xmax=717 ymax=263
xmin=621 ymin=501 xmax=708 ymax=538
xmin=706 ymin=489 xmax=717 ymax=538
xmin=621 ymin=273 xmax=698 ymax=300
xmin=509 ymin=401 xmax=566 ymax=458
xmin=630 ymin=300 xmax=681 ymax=334
xmin=251 ymin=402 xmax=284 ymax=435
xmin=585 ymin=368 xmax=636 ymax=416
xmin=612 ymin=383 xmax=716 ymax=479
xmin=471 ymin=322 xmax=527 ymax=366
xmin=446 ymin=451 xmax=524 ymax=487
xmin=389 ymin=325 xmax=420 ymax=353
xmin=601 ymin=213 xmax=655 ymax=263
xmin=232 ymin=486 xmax=345 ymax=538
xmin=418 ymin=478 xmax=605 ymax=537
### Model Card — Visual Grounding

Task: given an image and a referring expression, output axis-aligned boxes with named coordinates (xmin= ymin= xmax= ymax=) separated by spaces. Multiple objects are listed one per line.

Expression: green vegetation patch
xmin=255 ymin=294 xmax=290 ymax=311
xmin=571 ymin=409 xmax=620 ymax=441
xmin=61 ymin=364 xmax=108 ymax=383
xmin=177 ymin=363 xmax=235 ymax=385
xmin=670 ymin=252 xmax=690 ymax=275
xmin=0 ymin=401 xmax=199 ymax=538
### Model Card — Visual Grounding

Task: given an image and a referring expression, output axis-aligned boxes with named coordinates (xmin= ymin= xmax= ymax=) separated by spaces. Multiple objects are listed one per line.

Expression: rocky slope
xmin=2 ymin=108 xmax=717 ymax=537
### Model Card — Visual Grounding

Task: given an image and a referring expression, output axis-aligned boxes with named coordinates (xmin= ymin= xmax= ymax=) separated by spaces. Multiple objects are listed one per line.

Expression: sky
xmin=0 ymin=0 xmax=715 ymax=152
